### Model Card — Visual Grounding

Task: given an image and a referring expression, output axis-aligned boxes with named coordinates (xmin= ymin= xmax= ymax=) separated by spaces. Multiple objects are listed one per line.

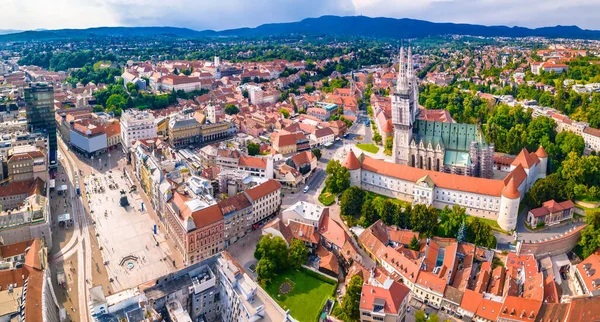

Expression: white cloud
xmin=0 ymin=0 xmax=599 ymax=31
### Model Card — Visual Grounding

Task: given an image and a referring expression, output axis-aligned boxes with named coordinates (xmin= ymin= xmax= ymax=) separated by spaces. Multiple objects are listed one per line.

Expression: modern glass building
xmin=25 ymin=83 xmax=57 ymax=169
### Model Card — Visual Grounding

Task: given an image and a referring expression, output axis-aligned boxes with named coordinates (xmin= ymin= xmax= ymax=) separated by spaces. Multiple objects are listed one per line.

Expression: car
xmin=561 ymin=271 xmax=568 ymax=280
xmin=303 ymin=186 xmax=310 ymax=193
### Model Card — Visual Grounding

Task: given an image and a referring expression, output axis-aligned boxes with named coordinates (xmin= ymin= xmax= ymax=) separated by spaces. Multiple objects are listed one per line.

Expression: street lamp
xmin=108 ymin=153 xmax=111 ymax=170
xmin=91 ymin=156 xmax=94 ymax=175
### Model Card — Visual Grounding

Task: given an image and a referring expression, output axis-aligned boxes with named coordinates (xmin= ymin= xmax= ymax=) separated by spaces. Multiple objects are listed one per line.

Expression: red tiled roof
xmin=502 ymin=177 xmax=521 ymax=199
xmin=475 ymin=299 xmax=503 ymax=321
xmin=343 ymin=150 xmax=361 ymax=170
xmin=316 ymin=245 xmax=339 ymax=275
xmin=416 ymin=271 xmax=447 ymax=294
xmin=190 ymin=204 xmax=224 ymax=229
xmin=287 ymin=221 xmax=319 ymax=244
xmin=360 ymin=280 xmax=410 ymax=315
xmin=238 ymin=156 xmax=267 ymax=169
xmin=460 ymin=289 xmax=483 ymax=313
xmin=361 ymin=156 xmax=505 ymax=196
xmin=244 ymin=179 xmax=281 ymax=201
xmin=511 ymin=148 xmax=540 ymax=169
xmin=567 ymin=297 xmax=600 ymax=322
xmin=499 ymin=296 xmax=542 ymax=321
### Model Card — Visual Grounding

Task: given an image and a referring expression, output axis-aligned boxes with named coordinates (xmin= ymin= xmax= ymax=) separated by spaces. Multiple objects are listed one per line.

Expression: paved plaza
xmin=85 ymin=168 xmax=176 ymax=291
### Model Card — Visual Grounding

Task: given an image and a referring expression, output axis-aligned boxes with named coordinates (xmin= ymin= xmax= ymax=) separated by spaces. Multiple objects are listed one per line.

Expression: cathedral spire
xmin=407 ymin=46 xmax=414 ymax=81
xmin=397 ymin=47 xmax=408 ymax=92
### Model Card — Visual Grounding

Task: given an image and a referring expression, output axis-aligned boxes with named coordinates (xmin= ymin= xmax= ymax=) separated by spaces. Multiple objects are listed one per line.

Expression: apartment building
xmin=120 ymin=109 xmax=157 ymax=151
xmin=360 ymin=279 xmax=410 ymax=322
xmin=243 ymin=179 xmax=282 ymax=227
xmin=7 ymin=147 xmax=47 ymax=182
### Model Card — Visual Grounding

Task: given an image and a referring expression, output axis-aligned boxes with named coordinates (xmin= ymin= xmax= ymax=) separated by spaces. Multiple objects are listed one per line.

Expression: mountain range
xmin=2 ymin=15 xmax=600 ymax=41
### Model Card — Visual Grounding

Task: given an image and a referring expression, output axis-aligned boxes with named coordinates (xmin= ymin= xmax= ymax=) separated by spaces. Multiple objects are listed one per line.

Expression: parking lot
xmin=85 ymin=168 xmax=177 ymax=291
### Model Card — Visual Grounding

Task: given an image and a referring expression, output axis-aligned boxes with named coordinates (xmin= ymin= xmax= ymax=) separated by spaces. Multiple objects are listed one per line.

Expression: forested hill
xmin=3 ymin=16 xmax=600 ymax=41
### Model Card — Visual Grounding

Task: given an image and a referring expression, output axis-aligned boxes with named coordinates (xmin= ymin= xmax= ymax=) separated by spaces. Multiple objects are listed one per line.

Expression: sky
xmin=1 ymin=0 xmax=600 ymax=31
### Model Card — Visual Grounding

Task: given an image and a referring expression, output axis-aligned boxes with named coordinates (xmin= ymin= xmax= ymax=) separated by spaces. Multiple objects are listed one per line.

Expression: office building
xmin=24 ymin=83 xmax=56 ymax=169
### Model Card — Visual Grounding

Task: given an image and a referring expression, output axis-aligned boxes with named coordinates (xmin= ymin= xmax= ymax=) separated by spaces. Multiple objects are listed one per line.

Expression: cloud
xmin=1 ymin=0 xmax=599 ymax=31
xmin=103 ymin=0 xmax=356 ymax=30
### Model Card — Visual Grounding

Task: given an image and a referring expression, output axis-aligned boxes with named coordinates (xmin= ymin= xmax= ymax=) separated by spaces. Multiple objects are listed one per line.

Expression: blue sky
xmin=1 ymin=0 xmax=599 ymax=31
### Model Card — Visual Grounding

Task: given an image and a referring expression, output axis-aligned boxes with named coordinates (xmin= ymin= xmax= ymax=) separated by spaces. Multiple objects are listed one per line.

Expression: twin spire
xmin=396 ymin=46 xmax=413 ymax=92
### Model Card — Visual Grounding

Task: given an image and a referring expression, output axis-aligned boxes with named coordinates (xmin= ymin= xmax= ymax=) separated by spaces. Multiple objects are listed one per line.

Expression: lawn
xmin=318 ymin=191 xmax=336 ymax=206
xmin=265 ymin=269 xmax=336 ymax=322
xmin=356 ymin=143 xmax=380 ymax=154
xmin=364 ymin=190 xmax=410 ymax=208
xmin=576 ymin=192 xmax=600 ymax=204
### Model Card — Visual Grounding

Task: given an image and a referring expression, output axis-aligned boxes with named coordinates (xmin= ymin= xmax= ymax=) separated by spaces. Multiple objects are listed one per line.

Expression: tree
xmin=415 ymin=310 xmax=427 ymax=322
xmin=224 ymin=104 xmax=240 ymax=115
xmin=340 ymin=186 xmax=366 ymax=219
xmin=312 ymin=148 xmax=322 ymax=160
xmin=360 ymin=199 xmax=379 ymax=227
xmin=256 ymin=258 xmax=276 ymax=283
xmin=340 ymin=275 xmax=363 ymax=321
xmin=410 ymin=205 xmax=439 ymax=237
xmin=247 ymin=142 xmax=260 ymax=156
xmin=439 ymin=205 xmax=466 ymax=237
xmin=457 ymin=221 xmax=467 ymax=243
xmin=467 ymin=218 xmax=496 ymax=249
xmin=380 ymin=199 xmax=397 ymax=226
xmin=254 ymin=235 xmax=288 ymax=272
xmin=373 ymin=133 xmax=382 ymax=145
xmin=289 ymin=239 xmax=309 ymax=269
xmin=579 ymin=211 xmax=600 ymax=258
xmin=526 ymin=173 xmax=573 ymax=208
xmin=409 ymin=235 xmax=420 ymax=251
xmin=325 ymin=160 xmax=350 ymax=194
xmin=279 ymin=108 xmax=290 ymax=118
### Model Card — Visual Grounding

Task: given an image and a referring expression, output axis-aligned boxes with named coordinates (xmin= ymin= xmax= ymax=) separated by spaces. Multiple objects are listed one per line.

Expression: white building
xmin=311 ymin=127 xmax=335 ymax=147
xmin=582 ymin=126 xmax=600 ymax=152
xmin=243 ymin=179 xmax=282 ymax=226
xmin=344 ymin=145 xmax=547 ymax=231
xmin=120 ymin=109 xmax=157 ymax=151
xmin=281 ymin=201 xmax=327 ymax=228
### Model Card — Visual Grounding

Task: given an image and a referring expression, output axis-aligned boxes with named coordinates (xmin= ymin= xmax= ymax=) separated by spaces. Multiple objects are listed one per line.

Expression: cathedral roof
xmin=344 ymin=150 xmax=361 ymax=170
xmin=382 ymin=119 xmax=394 ymax=133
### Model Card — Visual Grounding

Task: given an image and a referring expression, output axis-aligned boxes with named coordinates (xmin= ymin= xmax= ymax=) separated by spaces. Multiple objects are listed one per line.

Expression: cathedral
xmin=391 ymin=47 xmax=494 ymax=178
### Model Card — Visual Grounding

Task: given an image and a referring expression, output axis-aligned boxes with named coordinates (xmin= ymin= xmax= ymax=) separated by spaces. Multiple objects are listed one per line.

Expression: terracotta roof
xmin=314 ymin=127 xmax=334 ymax=138
xmin=460 ymin=289 xmax=483 ymax=313
xmin=543 ymin=274 xmax=560 ymax=303
xmin=290 ymin=151 xmax=316 ymax=168
xmin=473 ymin=262 xmax=491 ymax=293
xmin=319 ymin=211 xmax=347 ymax=249
xmin=23 ymin=265 xmax=43 ymax=322
xmin=499 ymin=296 xmax=542 ymax=321
xmin=287 ymin=221 xmax=319 ymax=244
xmin=536 ymin=303 xmax=570 ymax=322
xmin=0 ymin=239 xmax=32 ymax=258
xmin=443 ymin=286 xmax=463 ymax=305
xmin=361 ymin=156 xmax=505 ymax=196
xmin=381 ymin=246 xmax=421 ymax=283
xmin=190 ymin=204 xmax=224 ymax=230
xmin=487 ymin=266 xmax=506 ymax=296
xmin=416 ymin=271 xmax=447 ymax=294
xmin=244 ymin=179 xmax=281 ymax=201
xmin=238 ymin=156 xmax=267 ymax=169
xmin=567 ymin=297 xmax=600 ymax=322
xmin=218 ymin=193 xmax=251 ymax=215
xmin=343 ymin=150 xmax=361 ymax=170
xmin=360 ymin=280 xmax=410 ymax=315
xmin=535 ymin=146 xmax=548 ymax=158
xmin=316 ymin=245 xmax=339 ymax=275
xmin=475 ymin=299 xmax=503 ymax=321
xmin=502 ymin=177 xmax=521 ymax=199
xmin=387 ymin=228 xmax=419 ymax=246
xmin=511 ymin=148 xmax=540 ymax=169
xmin=0 ymin=180 xmax=38 ymax=198
xmin=575 ymin=251 xmax=600 ymax=295
xmin=505 ymin=253 xmax=538 ymax=280
xmin=24 ymin=239 xmax=42 ymax=270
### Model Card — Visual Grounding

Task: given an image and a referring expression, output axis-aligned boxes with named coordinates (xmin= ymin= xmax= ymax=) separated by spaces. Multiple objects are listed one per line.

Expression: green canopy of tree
xmin=288 ymin=239 xmax=309 ymax=269
xmin=338 ymin=275 xmax=363 ymax=321
xmin=408 ymin=235 xmax=420 ymax=251
xmin=340 ymin=187 xmax=366 ymax=219
xmin=225 ymin=104 xmax=240 ymax=115
xmin=247 ymin=142 xmax=260 ymax=156
xmin=466 ymin=218 xmax=496 ymax=248
xmin=279 ymin=108 xmax=290 ymax=118
xmin=325 ymin=160 xmax=350 ymax=194
xmin=439 ymin=205 xmax=467 ymax=237
xmin=254 ymin=235 xmax=289 ymax=282
xmin=410 ymin=204 xmax=439 ymax=238
xmin=578 ymin=211 xmax=600 ymax=259
xmin=312 ymin=148 xmax=322 ymax=160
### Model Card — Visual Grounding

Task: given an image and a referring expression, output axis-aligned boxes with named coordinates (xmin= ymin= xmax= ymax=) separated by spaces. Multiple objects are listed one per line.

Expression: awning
xmin=57 ymin=185 xmax=68 ymax=192
xmin=57 ymin=213 xmax=72 ymax=222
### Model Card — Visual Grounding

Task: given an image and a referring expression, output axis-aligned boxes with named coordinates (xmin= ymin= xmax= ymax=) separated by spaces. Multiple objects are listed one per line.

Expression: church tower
xmin=391 ymin=47 xmax=418 ymax=165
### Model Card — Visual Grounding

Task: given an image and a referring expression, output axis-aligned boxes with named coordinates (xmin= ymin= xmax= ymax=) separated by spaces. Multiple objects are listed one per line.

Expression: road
xmin=52 ymin=137 xmax=93 ymax=322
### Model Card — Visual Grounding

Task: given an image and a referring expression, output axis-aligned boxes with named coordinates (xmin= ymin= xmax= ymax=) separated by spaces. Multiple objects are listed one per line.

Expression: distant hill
xmin=0 ymin=29 xmax=23 ymax=35
xmin=3 ymin=16 xmax=600 ymax=41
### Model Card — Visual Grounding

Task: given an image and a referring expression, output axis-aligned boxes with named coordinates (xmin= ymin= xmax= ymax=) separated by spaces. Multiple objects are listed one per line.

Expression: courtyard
xmin=264 ymin=268 xmax=336 ymax=322
xmin=84 ymin=168 xmax=177 ymax=291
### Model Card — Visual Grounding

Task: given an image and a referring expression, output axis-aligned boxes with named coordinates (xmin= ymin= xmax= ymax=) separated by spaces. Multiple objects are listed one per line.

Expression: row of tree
xmin=254 ymin=236 xmax=308 ymax=284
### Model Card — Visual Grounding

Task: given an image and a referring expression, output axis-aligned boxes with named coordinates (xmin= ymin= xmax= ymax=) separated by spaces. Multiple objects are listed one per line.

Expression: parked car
xmin=561 ymin=271 xmax=568 ymax=280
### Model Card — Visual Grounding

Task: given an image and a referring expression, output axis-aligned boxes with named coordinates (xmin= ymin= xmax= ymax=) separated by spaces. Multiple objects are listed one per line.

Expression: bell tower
xmin=391 ymin=47 xmax=417 ymax=165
